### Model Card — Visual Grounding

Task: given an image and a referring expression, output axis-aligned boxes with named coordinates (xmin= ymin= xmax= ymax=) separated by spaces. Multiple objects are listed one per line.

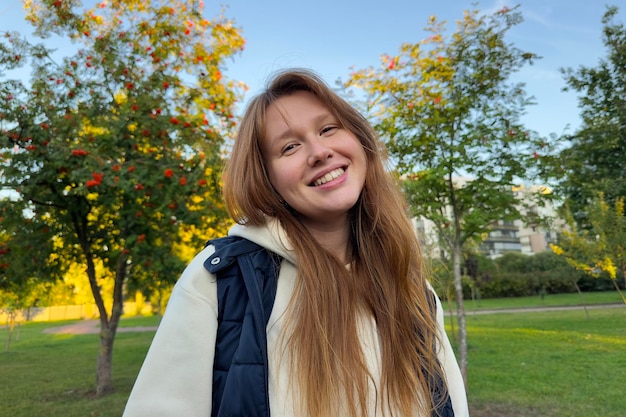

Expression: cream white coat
xmin=123 ymin=219 xmax=469 ymax=417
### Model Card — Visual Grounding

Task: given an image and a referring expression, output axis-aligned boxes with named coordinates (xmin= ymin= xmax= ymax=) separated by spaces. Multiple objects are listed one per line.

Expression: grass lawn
xmin=0 ymin=293 xmax=624 ymax=417
xmin=442 ymin=290 xmax=624 ymax=312
xmin=462 ymin=306 xmax=626 ymax=417
xmin=0 ymin=317 xmax=160 ymax=417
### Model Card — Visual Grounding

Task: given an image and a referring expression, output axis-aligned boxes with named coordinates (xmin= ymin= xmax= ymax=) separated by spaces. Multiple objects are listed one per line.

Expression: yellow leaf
xmin=549 ymin=244 xmax=563 ymax=255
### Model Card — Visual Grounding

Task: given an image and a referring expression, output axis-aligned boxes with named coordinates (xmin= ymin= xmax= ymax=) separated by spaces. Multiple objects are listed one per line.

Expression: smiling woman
xmin=123 ymin=69 xmax=469 ymax=417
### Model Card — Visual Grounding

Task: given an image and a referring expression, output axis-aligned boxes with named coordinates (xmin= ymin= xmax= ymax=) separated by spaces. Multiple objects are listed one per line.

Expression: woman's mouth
xmin=312 ymin=167 xmax=345 ymax=186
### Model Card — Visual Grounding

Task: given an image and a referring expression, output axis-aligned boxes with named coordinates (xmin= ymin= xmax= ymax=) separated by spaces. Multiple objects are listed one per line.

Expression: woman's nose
xmin=307 ymin=139 xmax=334 ymax=166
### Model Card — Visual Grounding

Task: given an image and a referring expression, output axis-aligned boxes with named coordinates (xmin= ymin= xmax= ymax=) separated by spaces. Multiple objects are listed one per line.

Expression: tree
xmin=558 ymin=6 xmax=626 ymax=225
xmin=551 ymin=194 xmax=626 ymax=304
xmin=0 ymin=0 xmax=244 ymax=395
xmin=0 ymin=196 xmax=61 ymax=319
xmin=345 ymin=6 xmax=549 ymax=382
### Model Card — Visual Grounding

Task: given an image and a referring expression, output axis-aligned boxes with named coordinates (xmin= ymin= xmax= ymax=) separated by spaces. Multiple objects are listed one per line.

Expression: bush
xmin=473 ymin=271 xmax=536 ymax=298
xmin=435 ymin=250 xmax=623 ymax=300
xmin=462 ymin=250 xmax=616 ymax=299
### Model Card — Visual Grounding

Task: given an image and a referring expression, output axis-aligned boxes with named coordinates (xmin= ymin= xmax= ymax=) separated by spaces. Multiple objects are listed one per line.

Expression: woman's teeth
xmin=314 ymin=168 xmax=345 ymax=186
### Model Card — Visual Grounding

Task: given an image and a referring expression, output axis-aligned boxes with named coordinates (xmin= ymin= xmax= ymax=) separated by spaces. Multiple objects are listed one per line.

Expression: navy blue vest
xmin=204 ymin=236 xmax=454 ymax=417
xmin=204 ymin=236 xmax=280 ymax=417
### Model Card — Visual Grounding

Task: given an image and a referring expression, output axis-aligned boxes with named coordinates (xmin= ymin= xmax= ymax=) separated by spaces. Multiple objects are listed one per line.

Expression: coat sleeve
xmin=432 ymin=289 xmax=470 ymax=417
xmin=123 ymin=245 xmax=219 ymax=417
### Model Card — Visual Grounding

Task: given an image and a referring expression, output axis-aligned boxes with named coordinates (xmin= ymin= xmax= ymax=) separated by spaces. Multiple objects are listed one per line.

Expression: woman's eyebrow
xmin=269 ymin=112 xmax=335 ymax=143
xmin=314 ymin=112 xmax=337 ymax=125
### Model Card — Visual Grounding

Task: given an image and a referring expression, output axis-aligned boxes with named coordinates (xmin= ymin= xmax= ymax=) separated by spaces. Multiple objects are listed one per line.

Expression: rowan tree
xmin=0 ymin=0 xmax=244 ymax=395
xmin=345 ymin=6 xmax=550 ymax=382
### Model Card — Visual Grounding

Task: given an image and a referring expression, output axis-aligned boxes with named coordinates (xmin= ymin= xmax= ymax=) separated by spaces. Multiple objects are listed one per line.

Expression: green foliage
xmin=475 ymin=270 xmax=555 ymax=299
xmin=460 ymin=251 xmax=601 ymax=299
xmin=427 ymin=256 xmax=455 ymax=300
xmin=551 ymin=194 xmax=626 ymax=303
xmin=0 ymin=198 xmax=59 ymax=287
xmin=493 ymin=251 xmax=530 ymax=273
xmin=558 ymin=6 xmax=626 ymax=224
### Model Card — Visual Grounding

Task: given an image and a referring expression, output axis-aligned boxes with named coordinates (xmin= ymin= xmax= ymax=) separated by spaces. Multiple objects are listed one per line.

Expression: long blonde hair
xmin=223 ymin=69 xmax=447 ymax=417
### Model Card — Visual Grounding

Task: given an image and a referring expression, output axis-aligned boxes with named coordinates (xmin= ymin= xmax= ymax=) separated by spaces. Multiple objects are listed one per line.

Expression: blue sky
xmin=2 ymin=0 xmax=624 ymax=139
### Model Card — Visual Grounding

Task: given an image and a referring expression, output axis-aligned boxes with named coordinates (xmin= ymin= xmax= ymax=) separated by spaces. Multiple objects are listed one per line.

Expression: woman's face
xmin=261 ymin=91 xmax=367 ymax=231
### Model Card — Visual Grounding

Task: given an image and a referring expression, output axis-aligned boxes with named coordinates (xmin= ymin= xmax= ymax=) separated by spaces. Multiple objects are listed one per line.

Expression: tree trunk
xmin=96 ymin=323 xmax=116 ymax=396
xmin=612 ymin=274 xmax=626 ymax=305
xmin=446 ymin=284 xmax=457 ymax=346
xmin=452 ymin=240 xmax=468 ymax=386
xmin=4 ymin=312 xmax=16 ymax=353
xmin=85 ymin=250 xmax=127 ymax=396
xmin=572 ymin=279 xmax=589 ymax=319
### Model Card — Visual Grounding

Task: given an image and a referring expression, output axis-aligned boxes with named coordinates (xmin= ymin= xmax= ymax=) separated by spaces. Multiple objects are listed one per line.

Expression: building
xmin=479 ymin=219 xmax=522 ymax=258
xmin=411 ymin=183 xmax=560 ymax=260
xmin=479 ymin=185 xmax=559 ymax=258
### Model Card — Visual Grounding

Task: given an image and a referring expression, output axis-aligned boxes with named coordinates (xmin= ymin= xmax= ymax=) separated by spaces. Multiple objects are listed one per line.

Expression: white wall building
xmin=410 ymin=183 xmax=560 ymax=260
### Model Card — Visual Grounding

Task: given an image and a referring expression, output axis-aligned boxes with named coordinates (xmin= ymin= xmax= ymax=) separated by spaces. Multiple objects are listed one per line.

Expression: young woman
xmin=123 ymin=69 xmax=469 ymax=417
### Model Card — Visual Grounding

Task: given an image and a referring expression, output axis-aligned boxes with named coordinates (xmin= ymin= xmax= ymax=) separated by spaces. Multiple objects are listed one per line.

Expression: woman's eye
xmin=281 ymin=143 xmax=298 ymax=154
xmin=321 ymin=126 xmax=337 ymax=135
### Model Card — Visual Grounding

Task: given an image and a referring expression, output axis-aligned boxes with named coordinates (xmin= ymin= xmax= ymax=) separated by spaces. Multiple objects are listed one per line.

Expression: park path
xmin=459 ymin=302 xmax=624 ymax=315
xmin=456 ymin=303 xmax=626 ymax=316
xmin=43 ymin=319 xmax=157 ymax=335
xmin=43 ymin=303 xmax=624 ymax=335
